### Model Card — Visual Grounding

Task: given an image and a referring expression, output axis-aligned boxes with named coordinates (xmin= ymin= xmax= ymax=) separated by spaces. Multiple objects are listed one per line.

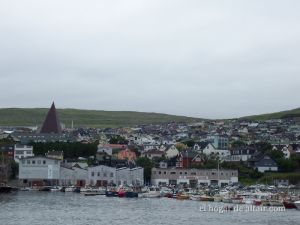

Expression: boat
xmin=125 ymin=191 xmax=138 ymax=198
xmin=39 ymin=186 xmax=51 ymax=192
xmin=231 ymin=197 xmax=244 ymax=204
xmin=0 ymin=186 xmax=13 ymax=193
xmin=65 ymin=187 xmax=76 ymax=192
xmin=50 ymin=186 xmax=61 ymax=192
xmin=293 ymin=201 xmax=300 ymax=210
xmin=190 ymin=195 xmax=201 ymax=201
xmin=118 ymin=188 xmax=126 ymax=198
xmin=222 ymin=197 xmax=232 ymax=203
xmin=140 ymin=187 xmax=160 ymax=198
xmin=84 ymin=192 xmax=102 ymax=196
xmin=105 ymin=186 xmax=119 ymax=197
xmin=160 ymin=187 xmax=173 ymax=198
xmin=283 ymin=201 xmax=297 ymax=209
xmin=105 ymin=190 xmax=119 ymax=197
xmin=268 ymin=200 xmax=284 ymax=207
xmin=200 ymin=195 xmax=214 ymax=202
xmin=176 ymin=192 xmax=190 ymax=200
xmin=213 ymin=195 xmax=222 ymax=202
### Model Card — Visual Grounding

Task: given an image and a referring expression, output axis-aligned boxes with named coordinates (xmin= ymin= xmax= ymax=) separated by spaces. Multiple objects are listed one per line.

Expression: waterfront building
xmin=151 ymin=168 xmax=238 ymax=187
xmin=87 ymin=165 xmax=144 ymax=187
xmin=19 ymin=156 xmax=61 ymax=187
xmin=87 ymin=165 xmax=116 ymax=186
xmin=60 ymin=165 xmax=88 ymax=187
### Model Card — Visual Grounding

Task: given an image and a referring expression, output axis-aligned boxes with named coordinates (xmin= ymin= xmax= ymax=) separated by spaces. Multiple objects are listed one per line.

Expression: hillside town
xmin=0 ymin=102 xmax=299 ymax=192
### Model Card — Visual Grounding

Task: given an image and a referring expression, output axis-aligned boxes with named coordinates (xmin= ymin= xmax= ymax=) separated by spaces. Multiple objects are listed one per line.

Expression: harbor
xmin=0 ymin=190 xmax=299 ymax=225
xmin=3 ymin=183 xmax=300 ymax=210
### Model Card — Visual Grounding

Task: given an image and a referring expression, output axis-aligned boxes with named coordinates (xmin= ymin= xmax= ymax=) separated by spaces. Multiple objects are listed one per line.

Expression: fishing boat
xmin=125 ymin=191 xmax=138 ymax=198
xmin=39 ymin=186 xmax=51 ymax=192
xmin=268 ymin=200 xmax=284 ymax=207
xmin=231 ymin=197 xmax=244 ymax=204
xmin=222 ymin=196 xmax=232 ymax=203
xmin=176 ymin=192 xmax=190 ymax=200
xmin=84 ymin=192 xmax=102 ymax=196
xmin=293 ymin=201 xmax=300 ymax=210
xmin=50 ymin=186 xmax=62 ymax=192
xmin=0 ymin=185 xmax=13 ymax=193
xmin=140 ymin=187 xmax=160 ymax=198
xmin=105 ymin=190 xmax=118 ymax=197
xmin=283 ymin=201 xmax=297 ymax=209
xmin=65 ymin=186 xmax=76 ymax=192
xmin=189 ymin=195 xmax=201 ymax=201
xmin=213 ymin=195 xmax=222 ymax=202
xmin=200 ymin=195 xmax=214 ymax=202
xmin=118 ymin=188 xmax=126 ymax=198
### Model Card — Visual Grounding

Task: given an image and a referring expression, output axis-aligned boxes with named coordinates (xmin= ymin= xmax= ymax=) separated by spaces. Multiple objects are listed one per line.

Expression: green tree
xmin=136 ymin=157 xmax=155 ymax=184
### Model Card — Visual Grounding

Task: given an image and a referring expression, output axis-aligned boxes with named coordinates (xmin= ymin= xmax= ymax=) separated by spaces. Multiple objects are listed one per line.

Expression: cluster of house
xmin=18 ymin=152 xmax=144 ymax=188
xmin=1 ymin=103 xmax=300 ymax=187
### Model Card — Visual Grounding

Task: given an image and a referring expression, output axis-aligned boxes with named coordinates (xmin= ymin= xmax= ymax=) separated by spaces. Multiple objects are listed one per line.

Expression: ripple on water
xmin=0 ymin=192 xmax=298 ymax=225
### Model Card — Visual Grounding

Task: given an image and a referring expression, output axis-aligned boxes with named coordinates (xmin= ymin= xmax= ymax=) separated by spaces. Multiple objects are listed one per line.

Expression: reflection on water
xmin=0 ymin=192 xmax=298 ymax=225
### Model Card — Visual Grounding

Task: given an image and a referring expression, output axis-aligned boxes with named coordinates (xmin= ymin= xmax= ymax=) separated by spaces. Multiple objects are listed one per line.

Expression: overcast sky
xmin=0 ymin=1 xmax=300 ymax=119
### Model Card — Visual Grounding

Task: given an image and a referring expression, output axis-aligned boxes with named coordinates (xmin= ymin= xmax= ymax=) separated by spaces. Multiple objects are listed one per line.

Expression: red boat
xmin=283 ymin=201 xmax=297 ymax=209
xmin=118 ymin=188 xmax=126 ymax=198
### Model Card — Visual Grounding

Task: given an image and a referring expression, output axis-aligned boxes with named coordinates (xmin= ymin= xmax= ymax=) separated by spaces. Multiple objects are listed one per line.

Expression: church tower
xmin=40 ymin=102 xmax=62 ymax=134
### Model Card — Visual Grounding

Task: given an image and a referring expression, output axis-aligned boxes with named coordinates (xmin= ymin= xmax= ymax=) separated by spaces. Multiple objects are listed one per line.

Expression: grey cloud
xmin=0 ymin=0 xmax=300 ymax=119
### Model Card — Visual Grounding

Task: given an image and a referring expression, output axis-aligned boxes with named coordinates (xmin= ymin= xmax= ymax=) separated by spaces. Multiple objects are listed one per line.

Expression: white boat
xmin=65 ymin=186 xmax=75 ymax=192
xmin=50 ymin=186 xmax=61 ymax=192
xmin=140 ymin=187 xmax=160 ymax=198
xmin=222 ymin=197 xmax=232 ymax=203
xmin=213 ymin=195 xmax=222 ymax=202
xmin=190 ymin=195 xmax=201 ymax=201
xmin=294 ymin=201 xmax=300 ymax=210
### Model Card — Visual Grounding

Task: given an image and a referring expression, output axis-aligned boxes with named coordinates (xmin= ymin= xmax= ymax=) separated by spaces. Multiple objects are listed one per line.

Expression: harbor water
xmin=0 ymin=192 xmax=299 ymax=225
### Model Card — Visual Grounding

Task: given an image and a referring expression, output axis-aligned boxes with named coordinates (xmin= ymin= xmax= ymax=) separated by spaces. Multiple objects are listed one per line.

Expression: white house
xmin=202 ymin=143 xmax=230 ymax=160
xmin=14 ymin=144 xmax=34 ymax=162
xmin=165 ymin=145 xmax=179 ymax=158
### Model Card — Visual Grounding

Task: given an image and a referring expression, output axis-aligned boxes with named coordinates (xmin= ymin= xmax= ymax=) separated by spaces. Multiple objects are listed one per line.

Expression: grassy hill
xmin=242 ymin=108 xmax=300 ymax=121
xmin=0 ymin=108 xmax=202 ymax=128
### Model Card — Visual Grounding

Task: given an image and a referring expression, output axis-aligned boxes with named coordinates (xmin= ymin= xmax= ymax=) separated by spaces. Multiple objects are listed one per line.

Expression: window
xmin=185 ymin=172 xmax=188 ymax=175
xmin=110 ymin=173 xmax=114 ymax=177
xmin=164 ymin=171 xmax=166 ymax=174
xmin=191 ymin=172 xmax=196 ymax=175
xmin=103 ymin=173 xmax=107 ymax=177
xmin=97 ymin=172 xmax=100 ymax=177
xmin=37 ymin=160 xmax=41 ymax=165
xmin=179 ymin=172 xmax=182 ymax=175
xmin=32 ymin=160 xmax=35 ymax=164
xmin=170 ymin=172 xmax=176 ymax=175
xmin=91 ymin=172 xmax=95 ymax=177
xmin=43 ymin=160 xmax=46 ymax=165
xmin=27 ymin=160 xmax=31 ymax=164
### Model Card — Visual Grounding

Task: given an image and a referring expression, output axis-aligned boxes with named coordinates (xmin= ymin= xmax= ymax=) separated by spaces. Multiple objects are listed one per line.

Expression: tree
xmin=136 ymin=157 xmax=155 ymax=183
xmin=231 ymin=140 xmax=246 ymax=149
xmin=175 ymin=143 xmax=188 ymax=152
xmin=109 ymin=135 xmax=128 ymax=144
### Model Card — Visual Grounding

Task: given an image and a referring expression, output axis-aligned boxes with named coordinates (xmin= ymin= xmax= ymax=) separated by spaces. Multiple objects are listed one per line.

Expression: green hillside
xmin=242 ymin=108 xmax=300 ymax=121
xmin=0 ymin=108 xmax=202 ymax=128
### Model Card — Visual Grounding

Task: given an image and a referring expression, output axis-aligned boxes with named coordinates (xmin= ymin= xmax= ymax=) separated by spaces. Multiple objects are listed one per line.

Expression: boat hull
xmin=105 ymin=191 xmax=119 ymax=197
